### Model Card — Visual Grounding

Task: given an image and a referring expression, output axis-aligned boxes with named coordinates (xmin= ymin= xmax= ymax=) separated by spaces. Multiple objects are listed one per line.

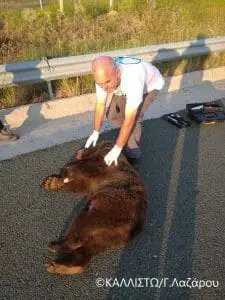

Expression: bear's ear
xmin=75 ymin=149 xmax=84 ymax=160
xmin=74 ymin=141 xmax=115 ymax=162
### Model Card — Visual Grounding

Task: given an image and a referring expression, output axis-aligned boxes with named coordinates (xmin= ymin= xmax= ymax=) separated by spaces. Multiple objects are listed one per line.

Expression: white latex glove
xmin=85 ymin=130 xmax=99 ymax=148
xmin=104 ymin=145 xmax=122 ymax=166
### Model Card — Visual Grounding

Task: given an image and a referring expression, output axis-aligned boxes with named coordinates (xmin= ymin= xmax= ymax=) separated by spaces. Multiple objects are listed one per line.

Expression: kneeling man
xmin=85 ymin=55 xmax=165 ymax=166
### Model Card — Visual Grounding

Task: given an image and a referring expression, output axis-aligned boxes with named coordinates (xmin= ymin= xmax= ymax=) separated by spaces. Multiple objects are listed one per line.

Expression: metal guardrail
xmin=1 ymin=36 xmax=225 ymax=98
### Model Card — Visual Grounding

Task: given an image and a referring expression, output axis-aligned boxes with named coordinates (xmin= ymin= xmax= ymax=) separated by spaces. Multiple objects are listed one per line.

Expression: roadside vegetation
xmin=0 ymin=0 xmax=225 ymax=108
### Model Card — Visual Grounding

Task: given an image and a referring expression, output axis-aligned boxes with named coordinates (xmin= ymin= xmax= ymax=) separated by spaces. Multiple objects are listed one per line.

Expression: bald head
xmin=92 ymin=56 xmax=117 ymax=75
xmin=92 ymin=56 xmax=120 ymax=93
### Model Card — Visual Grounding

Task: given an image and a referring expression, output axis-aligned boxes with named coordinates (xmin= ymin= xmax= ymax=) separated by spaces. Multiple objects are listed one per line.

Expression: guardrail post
xmin=109 ymin=0 xmax=114 ymax=10
xmin=59 ymin=0 xmax=64 ymax=13
xmin=47 ymin=81 xmax=54 ymax=100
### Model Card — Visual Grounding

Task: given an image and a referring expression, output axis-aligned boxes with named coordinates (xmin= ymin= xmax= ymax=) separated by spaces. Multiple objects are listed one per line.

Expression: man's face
xmin=93 ymin=67 xmax=120 ymax=93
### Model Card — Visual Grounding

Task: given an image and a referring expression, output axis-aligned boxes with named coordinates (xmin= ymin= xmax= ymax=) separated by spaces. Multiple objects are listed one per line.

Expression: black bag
xmin=186 ymin=102 xmax=225 ymax=125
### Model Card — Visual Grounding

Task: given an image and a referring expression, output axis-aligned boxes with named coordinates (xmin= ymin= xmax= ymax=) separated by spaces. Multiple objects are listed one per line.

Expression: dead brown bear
xmin=41 ymin=141 xmax=147 ymax=275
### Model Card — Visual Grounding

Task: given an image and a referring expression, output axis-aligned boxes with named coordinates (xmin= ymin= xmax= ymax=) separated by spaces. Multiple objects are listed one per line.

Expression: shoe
xmin=0 ymin=127 xmax=18 ymax=141
xmin=123 ymin=147 xmax=142 ymax=160
xmin=126 ymin=156 xmax=141 ymax=170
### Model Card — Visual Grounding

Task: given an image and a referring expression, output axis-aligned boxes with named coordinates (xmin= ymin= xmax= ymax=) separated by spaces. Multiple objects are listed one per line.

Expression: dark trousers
xmin=106 ymin=90 xmax=159 ymax=158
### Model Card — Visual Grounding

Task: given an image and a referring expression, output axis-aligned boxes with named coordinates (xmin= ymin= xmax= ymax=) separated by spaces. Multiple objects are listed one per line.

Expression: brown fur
xmin=42 ymin=141 xmax=147 ymax=275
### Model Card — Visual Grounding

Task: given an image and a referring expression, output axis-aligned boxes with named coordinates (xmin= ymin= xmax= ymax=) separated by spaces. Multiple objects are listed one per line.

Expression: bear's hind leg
xmin=47 ymin=238 xmax=82 ymax=254
xmin=46 ymin=248 xmax=92 ymax=275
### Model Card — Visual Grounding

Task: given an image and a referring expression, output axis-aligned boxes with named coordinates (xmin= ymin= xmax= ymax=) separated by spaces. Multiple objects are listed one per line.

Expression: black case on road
xmin=186 ymin=102 xmax=225 ymax=125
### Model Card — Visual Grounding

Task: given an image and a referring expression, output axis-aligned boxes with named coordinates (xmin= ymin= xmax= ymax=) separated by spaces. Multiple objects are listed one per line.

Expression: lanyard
xmin=115 ymin=56 xmax=141 ymax=64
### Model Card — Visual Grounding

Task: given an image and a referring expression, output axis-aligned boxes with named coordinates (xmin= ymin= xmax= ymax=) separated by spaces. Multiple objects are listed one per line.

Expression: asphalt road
xmin=1 ymin=111 xmax=225 ymax=300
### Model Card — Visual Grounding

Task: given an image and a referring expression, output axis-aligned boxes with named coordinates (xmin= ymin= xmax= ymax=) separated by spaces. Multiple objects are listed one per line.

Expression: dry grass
xmin=0 ymin=0 xmax=225 ymax=108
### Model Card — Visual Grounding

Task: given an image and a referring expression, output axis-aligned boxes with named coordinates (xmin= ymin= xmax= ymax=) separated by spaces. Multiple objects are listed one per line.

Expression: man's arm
xmin=94 ymin=99 xmax=107 ymax=131
xmin=115 ymin=108 xmax=138 ymax=148
xmin=94 ymin=101 xmax=106 ymax=131
xmin=93 ymin=82 xmax=108 ymax=131
xmin=84 ymin=95 xmax=107 ymax=149
xmin=103 ymin=108 xmax=138 ymax=166
xmin=115 ymin=73 xmax=144 ymax=148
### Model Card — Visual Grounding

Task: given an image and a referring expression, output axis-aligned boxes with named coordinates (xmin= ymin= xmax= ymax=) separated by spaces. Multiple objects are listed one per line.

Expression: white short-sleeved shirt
xmin=95 ymin=59 xmax=165 ymax=110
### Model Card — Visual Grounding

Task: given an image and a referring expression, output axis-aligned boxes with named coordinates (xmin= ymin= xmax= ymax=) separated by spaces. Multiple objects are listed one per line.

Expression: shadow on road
xmin=102 ymin=35 xmax=210 ymax=300
xmin=1 ymin=59 xmax=50 ymax=135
